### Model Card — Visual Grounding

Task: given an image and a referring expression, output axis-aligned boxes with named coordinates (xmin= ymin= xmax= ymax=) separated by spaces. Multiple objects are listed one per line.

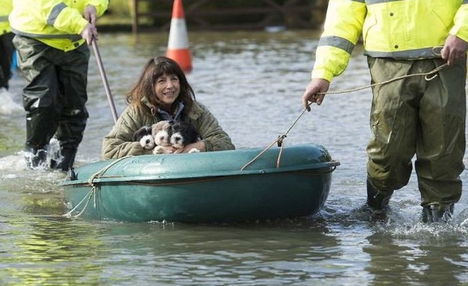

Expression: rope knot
xmin=277 ymin=135 xmax=287 ymax=147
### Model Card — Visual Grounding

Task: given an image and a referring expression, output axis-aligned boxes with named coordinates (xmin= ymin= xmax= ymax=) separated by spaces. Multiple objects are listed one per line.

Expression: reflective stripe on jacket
xmin=312 ymin=0 xmax=468 ymax=81
xmin=9 ymin=0 xmax=108 ymax=51
xmin=0 ymin=0 xmax=12 ymax=35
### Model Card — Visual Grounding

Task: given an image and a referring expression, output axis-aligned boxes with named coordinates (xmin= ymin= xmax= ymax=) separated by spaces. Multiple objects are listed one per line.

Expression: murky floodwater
xmin=0 ymin=31 xmax=467 ymax=285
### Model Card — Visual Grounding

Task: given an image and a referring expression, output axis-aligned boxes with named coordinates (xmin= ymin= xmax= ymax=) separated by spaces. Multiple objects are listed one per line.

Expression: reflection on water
xmin=0 ymin=217 xmax=104 ymax=285
xmin=0 ymin=216 xmax=344 ymax=285
xmin=365 ymin=231 xmax=468 ymax=285
xmin=0 ymin=31 xmax=467 ymax=285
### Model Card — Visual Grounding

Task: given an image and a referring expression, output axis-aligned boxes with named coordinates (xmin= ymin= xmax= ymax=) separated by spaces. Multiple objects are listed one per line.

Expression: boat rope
xmin=62 ymin=186 xmax=95 ymax=219
xmin=240 ymin=62 xmax=448 ymax=171
xmin=86 ymin=156 xmax=132 ymax=186
xmin=63 ymin=156 xmax=131 ymax=219
xmin=316 ymin=62 xmax=447 ymax=96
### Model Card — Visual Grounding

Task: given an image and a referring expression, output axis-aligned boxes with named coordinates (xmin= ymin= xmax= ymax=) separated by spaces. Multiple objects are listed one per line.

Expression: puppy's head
xmin=170 ymin=121 xmax=200 ymax=149
xmin=133 ymin=126 xmax=155 ymax=150
xmin=152 ymin=120 xmax=172 ymax=147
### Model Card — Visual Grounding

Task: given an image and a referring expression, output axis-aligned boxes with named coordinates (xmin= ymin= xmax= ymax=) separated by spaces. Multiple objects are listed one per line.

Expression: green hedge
xmin=101 ymin=0 xmax=327 ymax=29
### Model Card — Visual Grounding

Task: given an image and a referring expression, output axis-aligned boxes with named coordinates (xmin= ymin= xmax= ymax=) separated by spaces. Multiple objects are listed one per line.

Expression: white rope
xmin=318 ymin=63 xmax=448 ymax=96
xmin=240 ymin=63 xmax=449 ymax=171
xmin=62 ymin=187 xmax=96 ymax=218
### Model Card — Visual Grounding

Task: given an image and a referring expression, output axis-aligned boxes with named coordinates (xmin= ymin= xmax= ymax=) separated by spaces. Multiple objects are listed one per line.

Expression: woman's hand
xmin=153 ymin=145 xmax=175 ymax=154
xmin=174 ymin=141 xmax=206 ymax=153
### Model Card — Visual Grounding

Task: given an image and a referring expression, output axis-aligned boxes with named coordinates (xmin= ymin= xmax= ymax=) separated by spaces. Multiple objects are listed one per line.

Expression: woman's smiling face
xmin=154 ymin=73 xmax=180 ymax=110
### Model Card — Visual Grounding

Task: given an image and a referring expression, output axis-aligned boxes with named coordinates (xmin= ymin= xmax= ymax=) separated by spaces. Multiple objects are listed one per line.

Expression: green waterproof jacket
xmin=0 ymin=0 xmax=12 ymax=35
xmin=9 ymin=0 xmax=108 ymax=51
xmin=312 ymin=0 xmax=468 ymax=81
xmin=102 ymin=100 xmax=235 ymax=159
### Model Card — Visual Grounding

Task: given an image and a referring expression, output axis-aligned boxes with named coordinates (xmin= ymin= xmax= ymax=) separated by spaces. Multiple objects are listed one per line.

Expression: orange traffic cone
xmin=166 ymin=0 xmax=192 ymax=72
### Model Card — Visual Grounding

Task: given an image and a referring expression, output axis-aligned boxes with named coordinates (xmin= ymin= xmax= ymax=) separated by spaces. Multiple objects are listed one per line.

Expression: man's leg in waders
xmin=13 ymin=36 xmax=60 ymax=168
xmin=52 ymin=43 xmax=90 ymax=171
xmin=366 ymin=58 xmax=420 ymax=211
xmin=416 ymin=59 xmax=466 ymax=223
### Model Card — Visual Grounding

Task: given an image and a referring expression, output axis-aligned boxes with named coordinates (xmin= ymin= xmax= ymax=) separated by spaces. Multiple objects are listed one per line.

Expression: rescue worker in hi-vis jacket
xmin=9 ymin=0 xmax=108 ymax=171
xmin=302 ymin=0 xmax=468 ymax=223
xmin=0 ymin=0 xmax=14 ymax=91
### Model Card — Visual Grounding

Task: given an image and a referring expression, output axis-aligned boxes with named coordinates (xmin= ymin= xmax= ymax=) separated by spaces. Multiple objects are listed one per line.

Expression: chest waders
xmin=13 ymin=35 xmax=90 ymax=171
xmin=366 ymin=57 xmax=466 ymax=221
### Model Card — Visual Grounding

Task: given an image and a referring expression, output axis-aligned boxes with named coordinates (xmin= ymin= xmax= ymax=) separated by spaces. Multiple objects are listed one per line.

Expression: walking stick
xmin=91 ymin=39 xmax=118 ymax=123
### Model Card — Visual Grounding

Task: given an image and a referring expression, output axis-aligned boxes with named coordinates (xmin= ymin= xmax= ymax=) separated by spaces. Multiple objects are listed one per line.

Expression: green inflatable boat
xmin=61 ymin=144 xmax=339 ymax=223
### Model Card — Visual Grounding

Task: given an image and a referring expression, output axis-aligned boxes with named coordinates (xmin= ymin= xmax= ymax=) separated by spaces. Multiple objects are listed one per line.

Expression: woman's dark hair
xmin=126 ymin=56 xmax=195 ymax=114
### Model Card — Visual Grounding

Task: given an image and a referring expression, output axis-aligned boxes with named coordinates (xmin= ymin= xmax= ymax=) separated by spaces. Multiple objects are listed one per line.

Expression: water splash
xmin=0 ymin=88 xmax=22 ymax=115
xmin=22 ymin=138 xmax=63 ymax=171
xmin=0 ymin=139 xmax=67 ymax=190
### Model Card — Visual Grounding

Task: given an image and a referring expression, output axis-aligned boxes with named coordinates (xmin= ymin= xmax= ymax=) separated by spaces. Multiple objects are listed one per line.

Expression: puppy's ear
xmin=185 ymin=123 xmax=200 ymax=143
xmin=133 ymin=126 xmax=150 ymax=141
xmin=152 ymin=120 xmax=172 ymax=135
xmin=178 ymin=122 xmax=200 ymax=141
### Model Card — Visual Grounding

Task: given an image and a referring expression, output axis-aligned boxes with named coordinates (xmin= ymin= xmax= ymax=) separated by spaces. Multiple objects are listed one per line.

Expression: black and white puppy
xmin=152 ymin=120 xmax=173 ymax=154
xmin=170 ymin=121 xmax=201 ymax=153
xmin=133 ymin=126 xmax=155 ymax=150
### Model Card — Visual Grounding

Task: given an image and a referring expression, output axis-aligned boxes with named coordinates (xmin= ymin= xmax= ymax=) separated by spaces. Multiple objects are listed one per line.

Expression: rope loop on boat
xmin=62 ymin=186 xmax=97 ymax=219
xmin=241 ymin=62 xmax=449 ymax=171
xmin=87 ymin=156 xmax=131 ymax=186
xmin=63 ymin=156 xmax=131 ymax=219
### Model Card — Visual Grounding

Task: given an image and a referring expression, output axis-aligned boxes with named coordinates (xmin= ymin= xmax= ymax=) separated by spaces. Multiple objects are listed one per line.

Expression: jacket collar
xmin=141 ymin=96 xmax=202 ymax=121
xmin=157 ymin=101 xmax=184 ymax=121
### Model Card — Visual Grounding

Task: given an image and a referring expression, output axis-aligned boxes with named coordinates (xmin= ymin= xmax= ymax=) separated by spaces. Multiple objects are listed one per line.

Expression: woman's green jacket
xmin=102 ymin=101 xmax=235 ymax=159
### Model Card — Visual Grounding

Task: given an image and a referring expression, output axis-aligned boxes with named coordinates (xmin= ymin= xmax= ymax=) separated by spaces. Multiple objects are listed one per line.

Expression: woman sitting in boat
xmin=102 ymin=56 xmax=235 ymax=159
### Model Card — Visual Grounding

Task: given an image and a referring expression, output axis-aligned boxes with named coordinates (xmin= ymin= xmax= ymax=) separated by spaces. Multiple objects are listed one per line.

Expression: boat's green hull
xmin=61 ymin=144 xmax=339 ymax=222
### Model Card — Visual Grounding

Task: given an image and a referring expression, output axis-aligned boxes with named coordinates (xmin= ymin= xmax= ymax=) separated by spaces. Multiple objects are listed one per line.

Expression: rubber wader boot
xmin=367 ymin=179 xmax=394 ymax=210
xmin=25 ymin=148 xmax=48 ymax=169
xmin=55 ymin=149 xmax=77 ymax=172
xmin=421 ymin=203 xmax=454 ymax=223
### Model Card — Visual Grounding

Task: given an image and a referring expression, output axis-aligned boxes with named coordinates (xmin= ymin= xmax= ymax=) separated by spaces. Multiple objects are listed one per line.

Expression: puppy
xmin=170 ymin=121 xmax=201 ymax=153
xmin=133 ymin=126 xmax=155 ymax=150
xmin=151 ymin=120 xmax=174 ymax=154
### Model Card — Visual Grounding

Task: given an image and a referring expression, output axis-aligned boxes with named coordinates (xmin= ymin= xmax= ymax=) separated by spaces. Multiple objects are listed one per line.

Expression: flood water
xmin=0 ymin=31 xmax=467 ymax=285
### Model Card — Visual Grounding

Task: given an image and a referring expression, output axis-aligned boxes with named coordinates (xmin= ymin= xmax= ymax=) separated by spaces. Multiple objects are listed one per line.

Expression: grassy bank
xmin=99 ymin=0 xmax=133 ymax=26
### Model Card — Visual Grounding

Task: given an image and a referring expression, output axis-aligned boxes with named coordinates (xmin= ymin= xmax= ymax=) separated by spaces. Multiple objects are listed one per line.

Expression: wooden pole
xmin=132 ymin=0 xmax=139 ymax=34
xmin=91 ymin=40 xmax=119 ymax=123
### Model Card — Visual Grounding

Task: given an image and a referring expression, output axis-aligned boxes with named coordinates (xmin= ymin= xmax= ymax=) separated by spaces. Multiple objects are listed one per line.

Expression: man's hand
xmin=441 ymin=35 xmax=468 ymax=66
xmin=302 ymin=78 xmax=330 ymax=111
xmin=83 ymin=5 xmax=97 ymax=25
xmin=81 ymin=5 xmax=98 ymax=45
xmin=80 ymin=23 xmax=97 ymax=45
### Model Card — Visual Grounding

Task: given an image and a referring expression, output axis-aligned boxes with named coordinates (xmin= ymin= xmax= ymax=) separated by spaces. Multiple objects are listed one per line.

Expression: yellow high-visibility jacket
xmin=0 ymin=0 xmax=12 ymax=35
xmin=9 ymin=0 xmax=108 ymax=51
xmin=312 ymin=0 xmax=468 ymax=81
